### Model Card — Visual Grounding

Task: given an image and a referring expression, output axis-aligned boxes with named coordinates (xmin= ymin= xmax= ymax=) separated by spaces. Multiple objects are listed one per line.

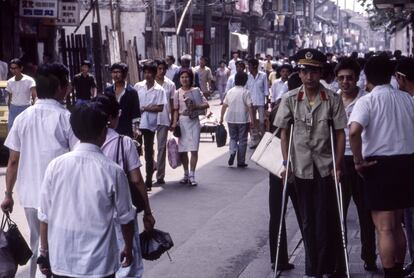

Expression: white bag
xmin=167 ymin=138 xmax=182 ymax=169
xmin=250 ymin=130 xmax=284 ymax=177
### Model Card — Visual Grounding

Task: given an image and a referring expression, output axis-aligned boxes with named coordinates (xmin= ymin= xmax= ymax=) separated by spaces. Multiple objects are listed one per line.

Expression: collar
xmin=75 ymin=143 xmax=103 ymax=153
xmin=296 ymin=85 xmax=329 ymax=101
xmin=35 ymin=98 xmax=64 ymax=107
xmin=371 ymin=84 xmax=393 ymax=94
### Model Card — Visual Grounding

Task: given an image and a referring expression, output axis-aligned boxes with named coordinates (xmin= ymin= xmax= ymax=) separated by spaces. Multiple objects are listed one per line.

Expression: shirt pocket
xmin=294 ymin=116 xmax=307 ymax=134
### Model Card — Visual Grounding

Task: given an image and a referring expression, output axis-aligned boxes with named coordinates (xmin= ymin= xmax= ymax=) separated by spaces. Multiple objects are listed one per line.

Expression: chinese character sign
xmin=20 ymin=0 xmax=58 ymax=18
xmin=57 ymin=0 xmax=80 ymax=26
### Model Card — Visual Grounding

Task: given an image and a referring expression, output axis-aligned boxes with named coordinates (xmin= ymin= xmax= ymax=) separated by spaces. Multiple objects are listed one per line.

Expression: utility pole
xmin=203 ymin=0 xmax=213 ymax=62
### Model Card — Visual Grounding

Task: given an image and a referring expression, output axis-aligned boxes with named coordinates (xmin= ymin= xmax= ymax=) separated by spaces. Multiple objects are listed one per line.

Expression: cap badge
xmin=305 ymin=52 xmax=313 ymax=60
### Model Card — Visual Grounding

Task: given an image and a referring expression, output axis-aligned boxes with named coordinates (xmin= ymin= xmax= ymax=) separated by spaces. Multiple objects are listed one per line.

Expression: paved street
xmin=2 ymin=99 xmax=389 ymax=278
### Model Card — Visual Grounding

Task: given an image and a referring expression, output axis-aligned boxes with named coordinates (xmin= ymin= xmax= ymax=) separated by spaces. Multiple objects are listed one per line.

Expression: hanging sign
xmin=20 ymin=0 xmax=58 ymax=18
xmin=56 ymin=0 xmax=80 ymax=26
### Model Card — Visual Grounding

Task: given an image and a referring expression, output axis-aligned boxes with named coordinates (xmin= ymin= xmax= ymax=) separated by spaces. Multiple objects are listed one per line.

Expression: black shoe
xmin=228 ymin=153 xmax=235 ymax=166
xmin=156 ymin=178 xmax=165 ymax=184
xmin=249 ymin=144 xmax=258 ymax=149
xmin=364 ymin=261 xmax=378 ymax=272
xmin=145 ymin=180 xmax=152 ymax=191
xmin=237 ymin=163 xmax=248 ymax=168
xmin=277 ymin=263 xmax=295 ymax=271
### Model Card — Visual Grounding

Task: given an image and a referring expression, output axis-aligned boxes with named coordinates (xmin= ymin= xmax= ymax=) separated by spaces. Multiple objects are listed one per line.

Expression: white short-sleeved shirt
xmin=247 ymin=71 xmax=269 ymax=106
xmin=156 ymin=77 xmax=176 ymax=126
xmin=166 ymin=64 xmax=179 ymax=81
xmin=271 ymin=78 xmax=288 ymax=103
xmin=134 ymin=81 xmax=167 ymax=132
xmin=38 ymin=143 xmax=135 ymax=278
xmin=223 ymin=86 xmax=252 ymax=124
xmin=101 ymin=128 xmax=141 ymax=171
xmin=339 ymin=88 xmax=367 ymax=156
xmin=4 ymin=99 xmax=77 ymax=208
xmin=348 ymin=84 xmax=414 ymax=157
xmin=228 ymin=59 xmax=241 ymax=76
xmin=6 ymin=74 xmax=36 ymax=106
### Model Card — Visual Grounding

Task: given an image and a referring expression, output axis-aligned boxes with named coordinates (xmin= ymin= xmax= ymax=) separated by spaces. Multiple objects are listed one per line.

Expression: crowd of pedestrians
xmin=0 ymin=47 xmax=413 ymax=278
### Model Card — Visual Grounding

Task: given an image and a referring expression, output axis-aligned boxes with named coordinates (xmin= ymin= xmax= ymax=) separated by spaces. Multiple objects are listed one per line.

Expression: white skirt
xmin=178 ymin=115 xmax=201 ymax=152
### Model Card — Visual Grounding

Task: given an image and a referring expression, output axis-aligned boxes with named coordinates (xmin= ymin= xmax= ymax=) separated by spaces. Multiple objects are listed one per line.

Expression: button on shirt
xmin=274 ymin=85 xmax=347 ymax=179
xmin=6 ymin=74 xmax=36 ymax=106
xmin=339 ymin=87 xmax=367 ymax=156
xmin=134 ymin=81 xmax=167 ymax=132
xmin=4 ymin=99 xmax=77 ymax=208
xmin=271 ymin=78 xmax=288 ymax=103
xmin=38 ymin=143 xmax=135 ymax=277
xmin=223 ymin=86 xmax=252 ymax=123
xmin=156 ymin=77 xmax=176 ymax=127
xmin=348 ymin=84 xmax=414 ymax=157
xmin=247 ymin=71 xmax=269 ymax=106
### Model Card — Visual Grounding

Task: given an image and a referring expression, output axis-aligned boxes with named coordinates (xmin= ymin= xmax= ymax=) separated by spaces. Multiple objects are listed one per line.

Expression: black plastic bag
xmin=1 ymin=213 xmax=32 ymax=266
xmin=140 ymin=229 xmax=174 ymax=261
xmin=173 ymin=125 xmax=181 ymax=138
xmin=215 ymin=124 xmax=227 ymax=147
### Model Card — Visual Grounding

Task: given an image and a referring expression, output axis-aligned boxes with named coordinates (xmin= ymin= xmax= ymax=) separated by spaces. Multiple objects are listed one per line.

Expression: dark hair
xmin=155 ymin=59 xmax=167 ymax=68
xmin=278 ymin=64 xmax=293 ymax=72
xmin=142 ymin=61 xmax=157 ymax=75
xmin=334 ymin=58 xmax=361 ymax=79
xmin=110 ymin=62 xmax=128 ymax=77
xmin=287 ymin=72 xmax=303 ymax=91
xmin=365 ymin=56 xmax=393 ymax=85
xmin=248 ymin=59 xmax=259 ymax=67
xmin=178 ymin=68 xmax=194 ymax=86
xmin=322 ymin=62 xmax=335 ymax=81
xmin=219 ymin=60 xmax=226 ymax=66
xmin=36 ymin=63 xmax=69 ymax=99
xmin=9 ymin=58 xmax=23 ymax=68
xmin=166 ymin=55 xmax=175 ymax=63
xmin=81 ymin=60 xmax=92 ymax=67
xmin=70 ymin=102 xmax=108 ymax=142
xmin=356 ymin=57 xmax=366 ymax=70
xmin=93 ymin=93 xmax=120 ymax=119
xmin=235 ymin=72 xmax=248 ymax=86
xmin=200 ymin=56 xmax=208 ymax=63
xmin=395 ymin=57 xmax=414 ymax=81
xmin=235 ymin=60 xmax=245 ymax=67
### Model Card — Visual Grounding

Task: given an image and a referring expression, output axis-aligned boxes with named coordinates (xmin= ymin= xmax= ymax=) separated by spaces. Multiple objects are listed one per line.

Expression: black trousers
xmin=269 ymin=173 xmax=303 ymax=265
xmin=341 ymin=156 xmax=376 ymax=264
xmin=294 ymin=168 xmax=342 ymax=277
xmin=141 ymin=129 xmax=155 ymax=185
xmin=53 ymin=274 xmax=115 ymax=278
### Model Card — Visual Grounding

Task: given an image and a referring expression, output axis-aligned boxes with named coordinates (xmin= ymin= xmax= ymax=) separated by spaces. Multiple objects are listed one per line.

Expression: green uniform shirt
xmin=274 ymin=84 xmax=347 ymax=179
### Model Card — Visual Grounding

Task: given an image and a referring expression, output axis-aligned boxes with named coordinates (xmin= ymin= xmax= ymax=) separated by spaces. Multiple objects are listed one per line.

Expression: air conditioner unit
xmin=373 ymin=0 xmax=414 ymax=9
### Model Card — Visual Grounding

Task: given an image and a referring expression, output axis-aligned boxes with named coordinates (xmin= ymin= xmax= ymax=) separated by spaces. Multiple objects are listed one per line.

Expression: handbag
xmin=250 ymin=129 xmax=285 ymax=178
xmin=0 ymin=229 xmax=17 ymax=277
xmin=117 ymin=136 xmax=145 ymax=213
xmin=173 ymin=125 xmax=181 ymax=138
xmin=140 ymin=228 xmax=174 ymax=261
xmin=1 ymin=213 xmax=32 ymax=266
xmin=167 ymin=138 xmax=181 ymax=169
xmin=215 ymin=124 xmax=227 ymax=148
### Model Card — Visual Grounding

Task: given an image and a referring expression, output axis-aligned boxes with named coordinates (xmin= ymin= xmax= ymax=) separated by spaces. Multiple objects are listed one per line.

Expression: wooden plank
xmin=92 ymin=22 xmax=104 ymax=94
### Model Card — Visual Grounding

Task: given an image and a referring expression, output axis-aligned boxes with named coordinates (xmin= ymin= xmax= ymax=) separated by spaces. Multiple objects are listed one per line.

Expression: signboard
xmin=20 ymin=0 xmax=58 ymax=18
xmin=56 ymin=0 xmax=80 ymax=26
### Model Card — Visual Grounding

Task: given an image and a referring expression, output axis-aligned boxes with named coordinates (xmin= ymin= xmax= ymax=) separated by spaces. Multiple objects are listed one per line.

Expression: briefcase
xmin=250 ymin=130 xmax=284 ymax=178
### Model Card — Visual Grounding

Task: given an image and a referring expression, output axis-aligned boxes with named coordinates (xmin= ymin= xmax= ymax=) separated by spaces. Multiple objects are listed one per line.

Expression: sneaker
xmin=228 ymin=153 xmax=236 ymax=166
xmin=189 ymin=176 xmax=198 ymax=186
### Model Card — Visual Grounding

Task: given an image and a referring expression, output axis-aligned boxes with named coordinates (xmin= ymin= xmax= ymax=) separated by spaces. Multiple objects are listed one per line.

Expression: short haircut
xmin=178 ymin=68 xmax=194 ymax=85
xmin=93 ymin=93 xmax=120 ymax=119
xmin=110 ymin=62 xmax=128 ymax=76
xmin=364 ymin=55 xmax=393 ymax=85
xmin=334 ymin=58 xmax=361 ymax=79
xmin=219 ymin=60 xmax=226 ymax=65
xmin=81 ymin=60 xmax=92 ymax=67
xmin=36 ymin=63 xmax=69 ymax=99
xmin=70 ymin=102 xmax=108 ymax=142
xmin=234 ymin=72 xmax=248 ymax=86
xmin=287 ymin=72 xmax=303 ymax=91
xmin=200 ymin=56 xmax=208 ymax=63
xmin=278 ymin=64 xmax=293 ymax=72
xmin=236 ymin=60 xmax=245 ymax=67
xmin=155 ymin=59 xmax=167 ymax=68
xmin=248 ymin=59 xmax=259 ymax=67
xmin=9 ymin=58 xmax=23 ymax=68
xmin=142 ymin=61 xmax=157 ymax=75
xmin=395 ymin=57 xmax=414 ymax=81
xmin=166 ymin=55 xmax=175 ymax=63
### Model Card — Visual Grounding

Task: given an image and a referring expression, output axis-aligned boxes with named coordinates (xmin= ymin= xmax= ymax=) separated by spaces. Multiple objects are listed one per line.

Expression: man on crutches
xmin=274 ymin=49 xmax=348 ymax=278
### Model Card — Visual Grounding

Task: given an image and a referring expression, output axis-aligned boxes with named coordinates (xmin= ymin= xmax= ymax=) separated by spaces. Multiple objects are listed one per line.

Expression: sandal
xmin=179 ymin=176 xmax=189 ymax=184
xmin=189 ymin=176 xmax=198 ymax=186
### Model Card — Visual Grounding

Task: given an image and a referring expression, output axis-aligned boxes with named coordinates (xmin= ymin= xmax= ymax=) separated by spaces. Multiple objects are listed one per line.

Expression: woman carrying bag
xmin=171 ymin=69 xmax=209 ymax=186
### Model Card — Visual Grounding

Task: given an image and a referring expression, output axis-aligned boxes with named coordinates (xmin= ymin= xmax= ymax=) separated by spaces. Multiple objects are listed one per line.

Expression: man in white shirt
xmin=335 ymin=58 xmax=377 ymax=272
xmin=228 ymin=51 xmax=241 ymax=76
xmin=37 ymin=103 xmax=135 ymax=278
xmin=155 ymin=59 xmax=176 ymax=184
xmin=165 ymin=55 xmax=179 ymax=81
xmin=349 ymin=55 xmax=414 ymax=277
xmin=194 ymin=56 xmax=214 ymax=99
xmin=247 ymin=58 xmax=269 ymax=147
xmin=6 ymin=58 xmax=37 ymax=130
xmin=1 ymin=63 xmax=77 ymax=278
xmin=134 ymin=61 xmax=166 ymax=191
xmin=225 ymin=60 xmax=246 ymax=94
xmin=270 ymin=64 xmax=292 ymax=107
xmin=220 ymin=72 xmax=254 ymax=167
